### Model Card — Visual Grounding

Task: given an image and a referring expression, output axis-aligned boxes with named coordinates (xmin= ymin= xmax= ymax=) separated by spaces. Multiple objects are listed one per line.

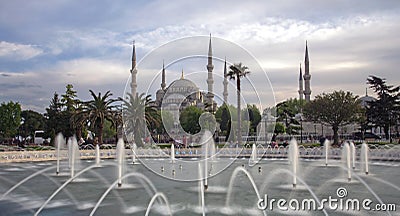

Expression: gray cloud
xmin=0 ymin=1 xmax=399 ymax=111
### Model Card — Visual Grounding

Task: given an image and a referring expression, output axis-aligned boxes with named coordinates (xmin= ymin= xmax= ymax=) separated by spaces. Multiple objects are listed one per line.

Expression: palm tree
xmin=122 ymin=93 xmax=159 ymax=146
xmin=111 ymin=106 xmax=123 ymax=143
xmin=70 ymin=103 xmax=87 ymax=140
xmin=226 ymin=63 xmax=250 ymax=146
xmin=81 ymin=90 xmax=118 ymax=144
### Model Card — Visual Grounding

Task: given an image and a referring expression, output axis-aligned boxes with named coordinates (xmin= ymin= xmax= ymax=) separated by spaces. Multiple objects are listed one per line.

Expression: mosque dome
xmin=359 ymin=95 xmax=375 ymax=108
xmin=167 ymin=78 xmax=198 ymax=91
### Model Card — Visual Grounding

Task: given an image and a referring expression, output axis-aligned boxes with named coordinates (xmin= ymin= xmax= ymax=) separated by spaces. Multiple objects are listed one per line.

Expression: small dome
xmin=359 ymin=95 xmax=376 ymax=107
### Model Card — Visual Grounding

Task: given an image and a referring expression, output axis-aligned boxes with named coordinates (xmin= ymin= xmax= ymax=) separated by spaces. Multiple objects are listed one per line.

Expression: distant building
xmin=129 ymin=35 xmax=221 ymax=127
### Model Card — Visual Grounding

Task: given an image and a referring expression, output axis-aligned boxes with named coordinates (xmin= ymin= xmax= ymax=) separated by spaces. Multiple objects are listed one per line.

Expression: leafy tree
xmin=70 ymin=103 xmax=87 ymax=140
xmin=0 ymin=101 xmax=21 ymax=139
xmin=244 ymin=104 xmax=261 ymax=135
xmin=102 ymin=119 xmax=116 ymax=140
xmin=20 ymin=110 xmax=45 ymax=141
xmin=366 ymin=76 xmax=400 ymax=140
xmin=156 ymin=110 xmax=174 ymax=134
xmin=274 ymin=122 xmax=286 ymax=134
xmin=276 ymin=98 xmax=305 ymax=134
xmin=215 ymin=103 xmax=231 ymax=136
xmin=61 ymin=84 xmax=79 ymax=112
xmin=304 ymin=91 xmax=362 ymax=145
xmin=45 ymin=92 xmax=66 ymax=143
xmin=111 ymin=107 xmax=123 ymax=142
xmin=80 ymin=90 xmax=118 ymax=144
xmin=45 ymin=85 xmax=81 ymax=142
xmin=179 ymin=106 xmax=204 ymax=134
xmin=226 ymin=62 xmax=250 ymax=145
xmin=61 ymin=84 xmax=81 ymax=138
xmin=122 ymin=93 xmax=159 ymax=146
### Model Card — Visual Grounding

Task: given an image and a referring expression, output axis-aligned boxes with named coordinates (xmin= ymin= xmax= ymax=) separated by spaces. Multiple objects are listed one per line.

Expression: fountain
xmin=350 ymin=141 xmax=356 ymax=169
xmin=343 ymin=142 xmax=352 ymax=182
xmin=95 ymin=144 xmax=100 ymax=166
xmin=131 ymin=143 xmax=138 ymax=164
xmin=288 ymin=139 xmax=299 ymax=188
xmin=116 ymin=139 xmax=125 ymax=187
xmin=0 ymin=137 xmax=399 ymax=215
xmin=250 ymin=143 xmax=257 ymax=164
xmin=55 ymin=133 xmax=63 ymax=175
xmin=170 ymin=144 xmax=175 ymax=164
xmin=67 ymin=136 xmax=80 ymax=179
xmin=323 ymin=139 xmax=330 ymax=166
xmin=200 ymin=130 xmax=215 ymax=190
xmin=361 ymin=142 xmax=369 ymax=175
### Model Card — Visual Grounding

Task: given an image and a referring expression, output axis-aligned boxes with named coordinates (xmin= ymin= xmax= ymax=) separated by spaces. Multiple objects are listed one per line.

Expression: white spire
xmin=223 ymin=57 xmax=228 ymax=104
xmin=206 ymin=34 xmax=214 ymax=111
xmin=130 ymin=40 xmax=138 ymax=97
xmin=303 ymin=40 xmax=311 ymax=102
xmin=298 ymin=63 xmax=304 ymax=101
xmin=161 ymin=60 xmax=166 ymax=90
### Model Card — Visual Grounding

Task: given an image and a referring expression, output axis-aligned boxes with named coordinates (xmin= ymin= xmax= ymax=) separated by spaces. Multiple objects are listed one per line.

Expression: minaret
xmin=206 ymin=34 xmax=214 ymax=110
xmin=298 ymin=63 xmax=304 ymax=101
xmin=303 ymin=41 xmax=311 ymax=102
xmin=223 ymin=58 xmax=228 ymax=104
xmin=130 ymin=41 xmax=138 ymax=97
xmin=161 ymin=60 xmax=166 ymax=90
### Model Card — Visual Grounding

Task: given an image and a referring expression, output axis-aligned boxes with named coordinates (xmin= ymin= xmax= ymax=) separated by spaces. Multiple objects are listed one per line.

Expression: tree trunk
xmin=332 ymin=125 xmax=339 ymax=146
xmin=76 ymin=126 xmax=82 ymax=140
xmin=383 ymin=125 xmax=389 ymax=140
xmin=237 ymin=76 xmax=241 ymax=146
xmin=99 ymin=124 xmax=103 ymax=144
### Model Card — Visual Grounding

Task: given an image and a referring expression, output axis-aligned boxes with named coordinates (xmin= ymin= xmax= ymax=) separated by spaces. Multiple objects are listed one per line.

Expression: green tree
xmin=276 ymin=98 xmax=305 ymax=134
xmin=61 ymin=84 xmax=79 ymax=112
xmin=244 ymin=104 xmax=261 ymax=135
xmin=274 ymin=122 xmax=286 ymax=134
xmin=226 ymin=62 xmax=250 ymax=145
xmin=102 ymin=119 xmax=116 ymax=141
xmin=61 ymin=84 xmax=81 ymax=138
xmin=304 ymin=91 xmax=362 ymax=145
xmin=70 ymin=103 xmax=87 ymax=140
xmin=45 ymin=92 xmax=65 ymax=143
xmin=366 ymin=76 xmax=399 ymax=140
xmin=81 ymin=90 xmax=118 ymax=144
xmin=215 ymin=103 xmax=231 ymax=135
xmin=20 ymin=110 xmax=45 ymax=141
xmin=0 ymin=101 xmax=22 ymax=139
xmin=122 ymin=93 xmax=159 ymax=146
xmin=179 ymin=106 xmax=204 ymax=134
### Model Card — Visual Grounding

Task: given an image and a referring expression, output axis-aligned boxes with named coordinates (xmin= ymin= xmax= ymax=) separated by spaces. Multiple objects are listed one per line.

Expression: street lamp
xmin=300 ymin=116 xmax=303 ymax=144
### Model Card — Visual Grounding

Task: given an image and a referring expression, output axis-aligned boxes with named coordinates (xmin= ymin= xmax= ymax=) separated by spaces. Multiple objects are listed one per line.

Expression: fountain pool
xmin=0 ymin=151 xmax=399 ymax=216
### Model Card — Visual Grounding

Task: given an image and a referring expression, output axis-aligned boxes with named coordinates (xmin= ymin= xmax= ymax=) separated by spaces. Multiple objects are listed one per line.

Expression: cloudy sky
xmin=0 ymin=0 xmax=399 ymax=112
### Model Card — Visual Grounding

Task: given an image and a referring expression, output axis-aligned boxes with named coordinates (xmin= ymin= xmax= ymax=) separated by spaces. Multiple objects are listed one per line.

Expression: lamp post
xmin=300 ymin=116 xmax=303 ymax=144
